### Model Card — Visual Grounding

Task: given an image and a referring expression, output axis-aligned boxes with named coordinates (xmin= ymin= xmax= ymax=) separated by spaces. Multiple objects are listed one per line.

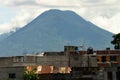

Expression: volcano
xmin=0 ymin=9 xmax=113 ymax=56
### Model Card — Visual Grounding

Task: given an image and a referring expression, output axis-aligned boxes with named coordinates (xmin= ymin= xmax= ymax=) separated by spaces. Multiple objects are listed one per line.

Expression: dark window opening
xmin=97 ymin=59 xmax=100 ymax=62
xmin=107 ymin=72 xmax=113 ymax=80
xmin=9 ymin=73 xmax=16 ymax=79
xmin=102 ymin=56 xmax=106 ymax=62
xmin=116 ymin=71 xmax=120 ymax=80
xmin=110 ymin=56 xmax=116 ymax=61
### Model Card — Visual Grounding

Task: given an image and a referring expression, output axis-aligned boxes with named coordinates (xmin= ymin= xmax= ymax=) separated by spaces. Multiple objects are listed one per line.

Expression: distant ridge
xmin=0 ymin=9 xmax=113 ymax=56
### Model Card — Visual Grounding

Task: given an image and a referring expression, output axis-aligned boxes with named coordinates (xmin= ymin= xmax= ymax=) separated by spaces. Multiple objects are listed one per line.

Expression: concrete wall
xmin=0 ymin=57 xmax=13 ymax=67
xmin=36 ymin=56 xmax=69 ymax=67
xmin=0 ymin=54 xmax=98 ymax=68
xmin=13 ymin=56 xmax=37 ymax=66
xmin=0 ymin=67 xmax=24 ymax=80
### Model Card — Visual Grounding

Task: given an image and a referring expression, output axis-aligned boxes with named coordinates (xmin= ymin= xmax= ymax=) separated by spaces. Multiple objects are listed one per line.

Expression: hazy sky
xmin=0 ymin=0 xmax=120 ymax=34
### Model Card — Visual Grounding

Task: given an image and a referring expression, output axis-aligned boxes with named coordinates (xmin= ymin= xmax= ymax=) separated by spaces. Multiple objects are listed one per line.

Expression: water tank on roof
xmin=87 ymin=47 xmax=93 ymax=54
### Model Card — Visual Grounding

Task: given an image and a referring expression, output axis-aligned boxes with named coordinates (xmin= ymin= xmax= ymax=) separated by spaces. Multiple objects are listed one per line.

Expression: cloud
xmin=0 ymin=24 xmax=11 ymax=34
xmin=0 ymin=8 xmax=47 ymax=34
xmin=91 ymin=13 xmax=120 ymax=33
xmin=1 ymin=0 xmax=81 ymax=8
xmin=74 ymin=0 xmax=120 ymax=33
xmin=1 ymin=0 xmax=36 ymax=6
xmin=81 ymin=0 xmax=119 ymax=5
xmin=1 ymin=0 xmax=119 ymax=8
xmin=0 ymin=13 xmax=3 ymax=19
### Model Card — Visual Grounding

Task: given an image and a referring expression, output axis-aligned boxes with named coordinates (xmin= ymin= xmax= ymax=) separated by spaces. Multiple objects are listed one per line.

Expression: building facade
xmin=0 ymin=46 xmax=120 ymax=80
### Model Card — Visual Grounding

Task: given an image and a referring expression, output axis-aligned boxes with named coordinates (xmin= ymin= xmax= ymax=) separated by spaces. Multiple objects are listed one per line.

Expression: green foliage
xmin=111 ymin=33 xmax=120 ymax=49
xmin=22 ymin=68 xmax=40 ymax=80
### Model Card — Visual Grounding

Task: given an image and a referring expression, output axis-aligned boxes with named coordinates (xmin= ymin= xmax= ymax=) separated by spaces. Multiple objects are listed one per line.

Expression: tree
xmin=111 ymin=33 xmax=120 ymax=49
xmin=23 ymin=67 xmax=40 ymax=80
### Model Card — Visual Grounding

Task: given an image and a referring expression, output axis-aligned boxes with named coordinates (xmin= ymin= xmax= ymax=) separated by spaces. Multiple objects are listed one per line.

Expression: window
xmin=107 ymin=72 xmax=113 ymax=80
xmin=97 ymin=56 xmax=102 ymax=62
xmin=9 ymin=73 xmax=16 ymax=79
xmin=110 ymin=56 xmax=116 ymax=61
xmin=17 ymin=57 xmax=24 ymax=62
xmin=102 ymin=56 xmax=106 ymax=62
xmin=13 ymin=56 xmax=24 ymax=62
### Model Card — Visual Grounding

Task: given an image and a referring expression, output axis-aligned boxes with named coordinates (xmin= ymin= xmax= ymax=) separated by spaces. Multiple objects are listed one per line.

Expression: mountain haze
xmin=0 ymin=9 xmax=113 ymax=56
